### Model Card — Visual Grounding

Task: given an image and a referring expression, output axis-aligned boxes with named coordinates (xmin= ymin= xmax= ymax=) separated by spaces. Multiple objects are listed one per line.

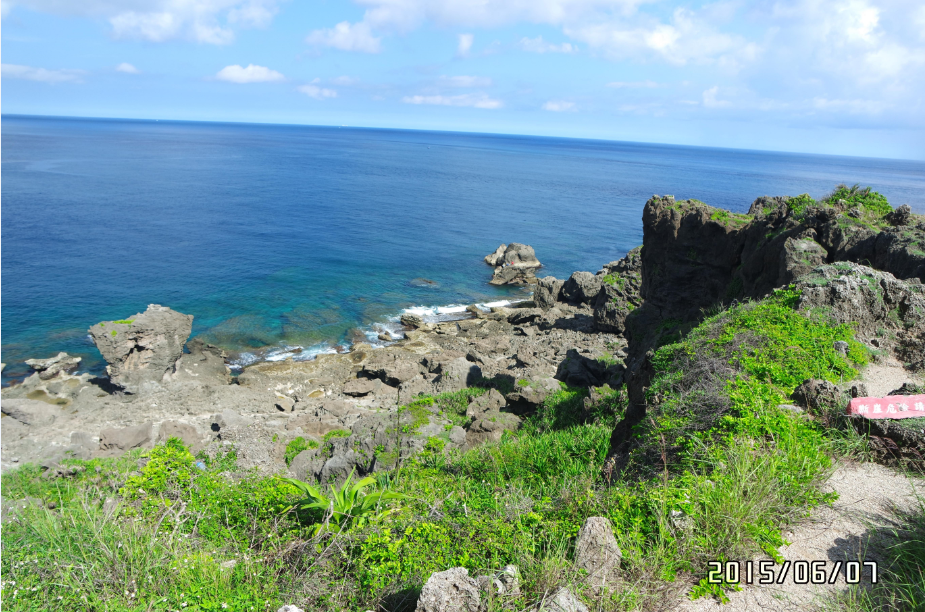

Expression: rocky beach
xmin=3 ymin=186 xmax=925 ymax=612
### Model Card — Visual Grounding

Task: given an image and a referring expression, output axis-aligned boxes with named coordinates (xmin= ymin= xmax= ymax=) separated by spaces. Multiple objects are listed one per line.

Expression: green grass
xmin=0 ymin=283 xmax=898 ymax=611
xmin=112 ymin=319 xmax=135 ymax=325
xmin=285 ymin=437 xmax=319 ymax=467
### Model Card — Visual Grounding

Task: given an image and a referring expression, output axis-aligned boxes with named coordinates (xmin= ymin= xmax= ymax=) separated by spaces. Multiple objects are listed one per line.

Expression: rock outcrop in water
xmin=485 ymin=243 xmax=542 ymax=285
xmin=88 ymin=304 xmax=193 ymax=393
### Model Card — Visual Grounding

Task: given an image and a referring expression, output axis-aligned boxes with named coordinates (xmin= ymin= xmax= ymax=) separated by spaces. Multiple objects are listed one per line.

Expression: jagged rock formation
xmin=415 ymin=567 xmax=482 ymax=612
xmin=638 ymin=194 xmax=925 ymax=322
xmin=24 ymin=352 xmax=81 ymax=380
xmin=485 ymin=243 xmax=542 ymax=285
xmin=88 ymin=304 xmax=194 ymax=392
xmin=574 ymin=516 xmax=622 ymax=592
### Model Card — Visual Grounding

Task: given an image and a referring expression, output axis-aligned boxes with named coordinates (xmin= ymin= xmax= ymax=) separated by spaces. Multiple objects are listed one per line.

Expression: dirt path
xmin=674 ymin=462 xmax=923 ymax=612
xmin=675 ymin=361 xmax=925 ymax=611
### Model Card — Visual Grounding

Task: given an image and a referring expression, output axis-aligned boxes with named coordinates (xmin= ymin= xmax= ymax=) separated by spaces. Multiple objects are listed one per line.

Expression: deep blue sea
xmin=3 ymin=114 xmax=925 ymax=385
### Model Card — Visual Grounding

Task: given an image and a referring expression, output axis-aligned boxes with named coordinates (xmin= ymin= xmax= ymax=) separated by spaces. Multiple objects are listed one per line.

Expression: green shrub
xmin=284 ymin=437 xmax=318 ymax=466
xmin=822 ymin=183 xmax=892 ymax=216
xmin=322 ymin=429 xmax=351 ymax=442
xmin=785 ymin=193 xmax=817 ymax=216
xmin=284 ymin=471 xmax=408 ymax=536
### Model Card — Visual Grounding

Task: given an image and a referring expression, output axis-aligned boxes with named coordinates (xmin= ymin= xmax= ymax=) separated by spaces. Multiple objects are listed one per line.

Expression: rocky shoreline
xmin=3 ymin=189 xmax=924 ymax=482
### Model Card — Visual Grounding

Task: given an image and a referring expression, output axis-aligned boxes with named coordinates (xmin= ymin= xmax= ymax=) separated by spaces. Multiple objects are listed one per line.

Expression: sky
xmin=1 ymin=0 xmax=924 ymax=160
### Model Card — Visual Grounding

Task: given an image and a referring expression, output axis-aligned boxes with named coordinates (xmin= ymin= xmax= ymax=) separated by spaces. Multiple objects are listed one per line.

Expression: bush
xmin=285 ymin=437 xmax=318 ymax=466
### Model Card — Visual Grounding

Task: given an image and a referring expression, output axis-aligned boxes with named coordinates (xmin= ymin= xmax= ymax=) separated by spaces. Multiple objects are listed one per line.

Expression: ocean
xmin=3 ymin=114 xmax=925 ymax=385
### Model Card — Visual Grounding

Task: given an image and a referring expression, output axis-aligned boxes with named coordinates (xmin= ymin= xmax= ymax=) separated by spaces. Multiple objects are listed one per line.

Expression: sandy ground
xmin=673 ymin=361 xmax=925 ymax=612
xmin=674 ymin=462 xmax=924 ymax=612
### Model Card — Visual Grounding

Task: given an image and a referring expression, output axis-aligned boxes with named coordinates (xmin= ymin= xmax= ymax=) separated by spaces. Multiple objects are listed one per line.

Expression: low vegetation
xmin=1 ymin=280 xmax=920 ymax=610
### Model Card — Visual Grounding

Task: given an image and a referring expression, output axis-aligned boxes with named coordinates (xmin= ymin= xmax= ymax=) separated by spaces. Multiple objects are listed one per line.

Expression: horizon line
xmin=4 ymin=112 xmax=923 ymax=165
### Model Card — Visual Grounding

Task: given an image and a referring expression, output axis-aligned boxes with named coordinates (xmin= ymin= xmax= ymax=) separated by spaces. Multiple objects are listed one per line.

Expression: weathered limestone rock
xmin=534 ymin=276 xmax=565 ymax=310
xmin=486 ymin=243 xmax=542 ymax=286
xmin=24 ymin=352 xmax=81 ymax=380
xmin=476 ymin=565 xmax=520 ymax=596
xmin=780 ymin=234 xmax=828 ymax=284
xmin=156 ymin=420 xmax=205 ymax=453
xmin=0 ymin=398 xmax=60 ymax=426
xmin=466 ymin=389 xmax=506 ymax=418
xmin=89 ymin=305 xmax=193 ymax=392
xmin=415 ymin=567 xmax=482 ymax=612
xmin=465 ymin=411 xmax=521 ymax=446
xmin=401 ymin=313 xmax=426 ymax=329
xmin=99 ymin=422 xmax=153 ymax=452
xmin=433 ymin=358 xmax=482 ymax=394
xmin=574 ymin=517 xmax=622 ymax=590
xmin=536 ymin=588 xmax=588 ymax=612
xmin=560 ymin=271 xmax=602 ymax=305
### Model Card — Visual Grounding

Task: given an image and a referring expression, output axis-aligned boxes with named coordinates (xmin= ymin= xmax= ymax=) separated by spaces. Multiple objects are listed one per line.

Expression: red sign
xmin=847 ymin=395 xmax=925 ymax=419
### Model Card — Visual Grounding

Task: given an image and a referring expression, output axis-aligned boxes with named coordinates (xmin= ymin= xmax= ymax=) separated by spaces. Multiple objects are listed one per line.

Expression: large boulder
xmin=89 ymin=305 xmax=193 ymax=392
xmin=560 ymin=272 xmax=602 ymax=305
xmin=534 ymin=276 xmax=565 ymax=310
xmin=537 ymin=588 xmax=588 ymax=612
xmin=574 ymin=517 xmax=622 ymax=591
xmin=794 ymin=263 xmax=925 ymax=370
xmin=415 ymin=567 xmax=482 ymax=612
xmin=593 ymin=248 xmax=643 ymax=333
xmin=485 ymin=243 xmax=541 ymax=268
xmin=24 ymin=352 xmax=81 ymax=380
xmin=485 ymin=243 xmax=542 ymax=286
xmin=99 ymin=423 xmax=153 ymax=452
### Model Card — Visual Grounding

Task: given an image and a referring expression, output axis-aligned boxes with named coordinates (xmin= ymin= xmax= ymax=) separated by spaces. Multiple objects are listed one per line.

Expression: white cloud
xmin=298 ymin=79 xmax=337 ymax=99
xmin=306 ymin=20 xmax=382 ymax=53
xmin=115 ymin=62 xmax=140 ymax=74
xmin=457 ymin=33 xmax=474 ymax=56
xmin=565 ymin=8 xmax=754 ymax=66
xmin=438 ymin=75 xmax=492 ymax=87
xmin=1 ymin=63 xmax=84 ymax=83
xmin=519 ymin=36 xmax=576 ymax=53
xmin=702 ymin=86 xmax=730 ymax=108
xmin=331 ymin=75 xmax=359 ymax=86
xmin=607 ymin=80 xmax=658 ymax=88
xmin=6 ymin=0 xmax=282 ymax=44
xmin=402 ymin=93 xmax=502 ymax=108
xmin=542 ymin=100 xmax=576 ymax=111
xmin=812 ymin=97 xmax=888 ymax=114
xmin=215 ymin=64 xmax=285 ymax=83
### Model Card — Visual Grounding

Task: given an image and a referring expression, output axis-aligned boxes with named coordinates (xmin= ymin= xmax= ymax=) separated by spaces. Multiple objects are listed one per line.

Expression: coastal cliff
xmin=2 ymin=185 xmax=924 ymax=612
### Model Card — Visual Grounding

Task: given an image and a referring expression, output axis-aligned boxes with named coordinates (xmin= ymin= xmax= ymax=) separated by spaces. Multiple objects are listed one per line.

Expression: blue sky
xmin=2 ymin=0 xmax=924 ymax=160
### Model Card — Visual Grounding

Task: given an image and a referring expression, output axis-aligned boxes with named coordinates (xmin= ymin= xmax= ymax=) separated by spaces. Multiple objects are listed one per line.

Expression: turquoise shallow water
xmin=3 ymin=115 xmax=925 ymax=384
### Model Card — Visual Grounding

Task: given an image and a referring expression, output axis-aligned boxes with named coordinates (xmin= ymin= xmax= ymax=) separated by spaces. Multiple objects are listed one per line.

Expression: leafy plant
xmin=283 ymin=470 xmax=408 ymax=536
xmin=284 ymin=437 xmax=318 ymax=466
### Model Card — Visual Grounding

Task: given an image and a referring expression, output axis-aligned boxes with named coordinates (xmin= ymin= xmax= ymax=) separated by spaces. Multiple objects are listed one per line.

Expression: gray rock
xmin=560 ymin=271 xmax=602 ymax=305
xmin=490 ymin=265 xmax=537 ymax=286
xmin=344 ymin=378 xmax=382 ymax=397
xmin=157 ymin=420 xmax=204 ymax=452
xmin=277 ymin=606 xmax=305 ymax=612
xmin=466 ymin=411 xmax=521 ymax=446
xmin=780 ymin=235 xmax=828 ymax=285
xmin=537 ymin=588 xmax=588 ymax=612
xmin=484 ymin=244 xmax=508 ymax=266
xmin=534 ymin=276 xmax=564 ymax=310
xmin=289 ymin=448 xmax=323 ymax=481
xmin=485 ymin=243 xmax=541 ymax=268
xmin=433 ymin=358 xmax=482 ymax=394
xmin=886 ymin=204 xmax=913 ymax=226
xmin=476 ymin=564 xmax=520 ymax=596
xmin=466 ymin=389 xmax=506 ymax=418
xmin=88 ymin=304 xmax=193 ymax=392
xmin=1 ymin=398 xmax=60 ymax=426
xmin=574 ymin=517 xmax=622 ymax=590
xmin=448 ymin=426 xmax=467 ymax=446
xmin=401 ymin=313 xmax=425 ymax=329
xmin=834 ymin=340 xmax=849 ymax=354
xmin=415 ymin=567 xmax=482 ymax=612
xmin=99 ymin=422 xmax=153 ymax=451
xmin=24 ymin=352 xmax=81 ymax=380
